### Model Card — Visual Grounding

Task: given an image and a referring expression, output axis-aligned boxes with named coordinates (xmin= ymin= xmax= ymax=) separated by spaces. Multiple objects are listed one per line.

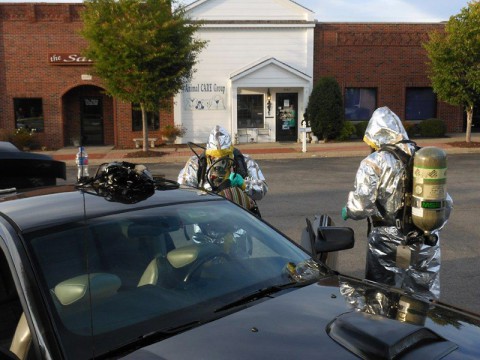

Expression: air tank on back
xmin=411 ymin=146 xmax=448 ymax=240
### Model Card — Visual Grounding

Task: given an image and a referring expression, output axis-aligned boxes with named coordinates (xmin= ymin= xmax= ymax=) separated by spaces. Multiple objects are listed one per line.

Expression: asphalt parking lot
xmin=61 ymin=153 xmax=480 ymax=313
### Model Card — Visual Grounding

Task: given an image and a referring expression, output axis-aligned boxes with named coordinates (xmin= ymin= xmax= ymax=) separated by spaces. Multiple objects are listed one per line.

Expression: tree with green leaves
xmin=423 ymin=1 xmax=480 ymax=143
xmin=305 ymin=77 xmax=344 ymax=141
xmin=81 ymin=0 xmax=207 ymax=151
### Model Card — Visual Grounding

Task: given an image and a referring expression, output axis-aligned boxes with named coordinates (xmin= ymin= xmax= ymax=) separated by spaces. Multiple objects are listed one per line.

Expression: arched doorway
xmin=62 ymin=85 xmax=114 ymax=146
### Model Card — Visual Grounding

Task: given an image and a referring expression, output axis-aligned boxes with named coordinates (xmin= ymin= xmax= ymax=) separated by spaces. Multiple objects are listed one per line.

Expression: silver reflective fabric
xmin=340 ymin=279 xmax=392 ymax=317
xmin=345 ymin=107 xmax=452 ymax=300
xmin=363 ymin=106 xmax=412 ymax=155
xmin=177 ymin=126 xmax=268 ymax=201
xmin=339 ymin=279 xmax=430 ymax=326
xmin=205 ymin=125 xmax=232 ymax=154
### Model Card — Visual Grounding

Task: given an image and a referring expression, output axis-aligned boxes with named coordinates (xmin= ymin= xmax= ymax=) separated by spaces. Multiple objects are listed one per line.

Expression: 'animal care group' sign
xmin=183 ymin=83 xmax=226 ymax=94
xmin=183 ymin=82 xmax=227 ymax=111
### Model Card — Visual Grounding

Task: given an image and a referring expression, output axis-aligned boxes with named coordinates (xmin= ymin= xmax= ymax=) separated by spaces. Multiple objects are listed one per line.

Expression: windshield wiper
xmin=214 ymin=281 xmax=306 ymax=313
xmin=98 ymin=321 xmax=201 ymax=359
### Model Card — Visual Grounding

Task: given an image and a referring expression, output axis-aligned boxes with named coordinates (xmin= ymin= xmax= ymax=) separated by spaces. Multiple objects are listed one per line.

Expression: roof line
xmin=230 ymin=57 xmax=311 ymax=81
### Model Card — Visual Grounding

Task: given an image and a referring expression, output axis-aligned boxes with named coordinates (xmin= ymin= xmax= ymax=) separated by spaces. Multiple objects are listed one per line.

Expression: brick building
xmin=313 ymin=23 xmax=465 ymax=133
xmin=0 ymin=3 xmax=173 ymax=150
xmin=0 ymin=2 xmax=471 ymax=150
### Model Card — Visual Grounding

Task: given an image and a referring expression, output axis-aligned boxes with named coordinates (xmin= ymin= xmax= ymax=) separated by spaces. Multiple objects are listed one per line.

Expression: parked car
xmin=0 ymin=163 xmax=479 ymax=359
xmin=0 ymin=141 xmax=66 ymax=190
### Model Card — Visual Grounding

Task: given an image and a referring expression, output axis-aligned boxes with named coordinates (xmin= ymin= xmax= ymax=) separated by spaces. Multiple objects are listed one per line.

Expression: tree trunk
xmin=466 ymin=105 xmax=473 ymax=143
xmin=141 ymin=103 xmax=149 ymax=152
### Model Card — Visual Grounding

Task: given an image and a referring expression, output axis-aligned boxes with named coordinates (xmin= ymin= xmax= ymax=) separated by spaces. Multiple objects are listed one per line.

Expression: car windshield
xmin=25 ymin=199 xmax=325 ymax=359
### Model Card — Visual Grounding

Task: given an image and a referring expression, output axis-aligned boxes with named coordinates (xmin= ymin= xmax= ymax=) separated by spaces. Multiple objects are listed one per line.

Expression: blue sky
xmin=3 ymin=0 xmax=471 ymax=22
xmin=302 ymin=0 xmax=470 ymax=22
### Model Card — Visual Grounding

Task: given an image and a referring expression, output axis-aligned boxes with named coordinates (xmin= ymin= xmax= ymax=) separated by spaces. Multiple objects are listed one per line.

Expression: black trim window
xmin=14 ymin=98 xmax=44 ymax=132
xmin=132 ymin=104 xmax=160 ymax=131
xmin=405 ymin=87 xmax=436 ymax=120
xmin=344 ymin=88 xmax=377 ymax=121
xmin=237 ymin=95 xmax=264 ymax=128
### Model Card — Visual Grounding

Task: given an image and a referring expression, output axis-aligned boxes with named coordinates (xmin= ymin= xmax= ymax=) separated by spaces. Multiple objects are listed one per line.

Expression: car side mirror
xmin=314 ymin=226 xmax=355 ymax=253
xmin=304 ymin=216 xmax=355 ymax=254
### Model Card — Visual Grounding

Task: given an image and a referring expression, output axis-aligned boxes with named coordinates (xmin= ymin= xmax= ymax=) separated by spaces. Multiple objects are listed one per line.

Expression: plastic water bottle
xmin=75 ymin=146 xmax=89 ymax=181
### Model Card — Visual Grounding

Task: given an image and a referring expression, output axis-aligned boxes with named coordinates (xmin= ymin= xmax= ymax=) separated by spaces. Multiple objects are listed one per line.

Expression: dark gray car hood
xmin=120 ymin=276 xmax=480 ymax=359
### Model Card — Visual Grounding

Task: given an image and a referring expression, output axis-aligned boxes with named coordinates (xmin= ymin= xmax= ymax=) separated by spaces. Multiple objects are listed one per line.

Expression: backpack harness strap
xmin=196 ymin=148 xmax=248 ymax=189
xmin=368 ymin=140 xmax=419 ymax=238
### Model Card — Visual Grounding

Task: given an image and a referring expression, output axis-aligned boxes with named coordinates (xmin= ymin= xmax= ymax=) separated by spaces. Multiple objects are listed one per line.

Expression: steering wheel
xmin=183 ymin=252 xmax=231 ymax=284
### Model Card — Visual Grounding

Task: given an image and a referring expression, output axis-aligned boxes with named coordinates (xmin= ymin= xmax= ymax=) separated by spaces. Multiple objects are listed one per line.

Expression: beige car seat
xmin=138 ymin=245 xmax=200 ymax=287
xmin=10 ymin=313 xmax=31 ymax=360
xmin=9 ymin=273 xmax=122 ymax=360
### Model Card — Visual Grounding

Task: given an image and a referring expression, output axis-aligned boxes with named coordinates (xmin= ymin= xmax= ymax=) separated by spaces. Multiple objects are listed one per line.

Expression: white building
xmin=175 ymin=0 xmax=315 ymax=144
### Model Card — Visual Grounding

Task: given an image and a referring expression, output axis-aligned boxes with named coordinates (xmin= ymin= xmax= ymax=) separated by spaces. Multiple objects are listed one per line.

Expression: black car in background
xmin=0 ymin=141 xmax=66 ymax=190
xmin=0 ymin=164 xmax=479 ymax=359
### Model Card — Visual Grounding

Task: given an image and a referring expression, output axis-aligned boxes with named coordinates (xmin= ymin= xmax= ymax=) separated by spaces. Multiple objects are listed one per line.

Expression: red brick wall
xmin=314 ymin=23 xmax=464 ymax=132
xmin=0 ymin=3 xmax=174 ymax=149
xmin=1 ymin=4 xmax=88 ymax=149
xmin=0 ymin=5 xmax=465 ymax=150
xmin=108 ymin=99 xmax=174 ymax=150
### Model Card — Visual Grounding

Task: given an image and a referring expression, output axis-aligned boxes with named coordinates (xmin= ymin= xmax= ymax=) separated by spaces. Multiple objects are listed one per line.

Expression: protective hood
xmin=205 ymin=125 xmax=234 ymax=158
xmin=363 ymin=107 xmax=412 ymax=155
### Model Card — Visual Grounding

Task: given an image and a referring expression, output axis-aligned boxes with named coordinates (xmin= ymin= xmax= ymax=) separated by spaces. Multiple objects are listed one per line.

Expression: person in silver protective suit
xmin=341 ymin=106 xmax=452 ymax=301
xmin=178 ymin=125 xmax=268 ymax=258
xmin=178 ymin=125 xmax=268 ymax=201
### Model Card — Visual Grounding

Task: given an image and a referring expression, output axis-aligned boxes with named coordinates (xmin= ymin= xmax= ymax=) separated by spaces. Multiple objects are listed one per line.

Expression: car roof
xmin=0 ymin=141 xmax=55 ymax=161
xmin=0 ymin=184 xmax=221 ymax=232
xmin=0 ymin=141 xmax=66 ymax=188
xmin=0 ymin=141 xmax=21 ymax=153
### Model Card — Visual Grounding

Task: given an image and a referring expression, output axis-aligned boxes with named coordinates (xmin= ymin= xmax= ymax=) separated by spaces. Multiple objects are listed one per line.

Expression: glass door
xmin=275 ymin=93 xmax=298 ymax=142
xmin=81 ymin=97 xmax=104 ymax=145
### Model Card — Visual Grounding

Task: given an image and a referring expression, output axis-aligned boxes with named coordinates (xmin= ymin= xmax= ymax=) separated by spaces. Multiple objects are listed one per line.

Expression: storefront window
xmin=344 ymin=88 xmax=377 ymax=121
xmin=132 ymin=104 xmax=160 ymax=131
xmin=405 ymin=87 xmax=436 ymax=120
xmin=13 ymin=98 xmax=44 ymax=132
xmin=237 ymin=95 xmax=264 ymax=128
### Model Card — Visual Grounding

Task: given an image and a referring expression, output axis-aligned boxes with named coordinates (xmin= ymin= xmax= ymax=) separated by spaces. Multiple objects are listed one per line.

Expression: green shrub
xmin=305 ymin=77 xmax=344 ymax=141
xmin=8 ymin=128 xmax=40 ymax=150
xmin=418 ymin=118 xmax=446 ymax=137
xmin=355 ymin=121 xmax=369 ymax=139
xmin=402 ymin=121 xmax=418 ymax=138
xmin=337 ymin=121 xmax=356 ymax=141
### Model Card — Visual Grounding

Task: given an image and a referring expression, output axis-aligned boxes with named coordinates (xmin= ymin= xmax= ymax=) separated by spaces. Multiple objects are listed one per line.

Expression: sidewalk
xmin=38 ymin=133 xmax=480 ymax=166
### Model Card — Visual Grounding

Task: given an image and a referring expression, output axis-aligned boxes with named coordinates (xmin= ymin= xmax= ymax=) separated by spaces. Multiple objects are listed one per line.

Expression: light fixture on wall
xmin=267 ymin=88 xmax=272 ymax=116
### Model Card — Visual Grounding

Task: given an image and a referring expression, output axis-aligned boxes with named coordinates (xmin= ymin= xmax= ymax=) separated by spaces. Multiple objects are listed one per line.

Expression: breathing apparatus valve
xmin=423 ymin=233 xmax=439 ymax=246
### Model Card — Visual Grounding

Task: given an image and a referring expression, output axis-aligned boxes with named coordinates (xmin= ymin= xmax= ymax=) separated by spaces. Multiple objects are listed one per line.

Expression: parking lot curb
xmin=36 ymin=133 xmax=480 ymax=166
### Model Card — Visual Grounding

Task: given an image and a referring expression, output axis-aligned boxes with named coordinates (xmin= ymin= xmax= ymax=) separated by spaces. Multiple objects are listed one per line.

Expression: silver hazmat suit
xmin=344 ymin=106 xmax=452 ymax=300
xmin=177 ymin=125 xmax=268 ymax=201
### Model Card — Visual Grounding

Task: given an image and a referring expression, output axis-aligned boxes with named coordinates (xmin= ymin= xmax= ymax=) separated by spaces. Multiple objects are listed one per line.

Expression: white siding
xmin=200 ymin=28 xmax=309 ymax=76
xmin=234 ymin=65 xmax=309 ymax=87
xmin=174 ymin=0 xmax=314 ymax=143
xmin=187 ymin=0 xmax=314 ymax=22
